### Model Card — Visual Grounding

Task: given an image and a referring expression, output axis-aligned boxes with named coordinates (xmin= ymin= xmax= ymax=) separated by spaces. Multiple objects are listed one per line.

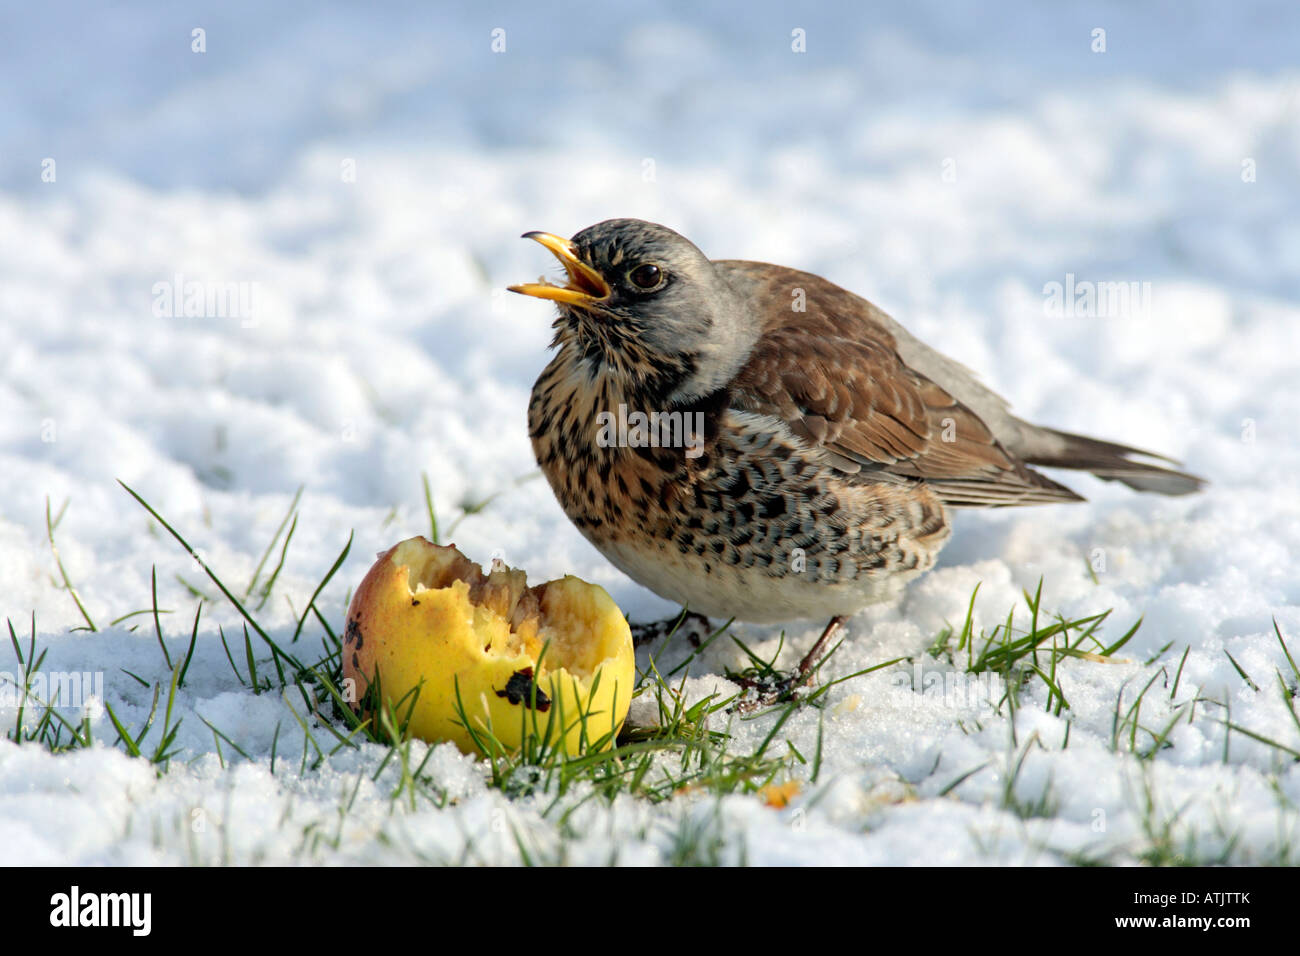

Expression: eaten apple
xmin=342 ymin=537 xmax=635 ymax=756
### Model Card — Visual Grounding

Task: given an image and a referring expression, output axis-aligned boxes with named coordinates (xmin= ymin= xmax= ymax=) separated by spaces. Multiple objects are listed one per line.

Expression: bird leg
xmin=630 ymin=609 xmax=712 ymax=647
xmin=793 ymin=614 xmax=849 ymax=686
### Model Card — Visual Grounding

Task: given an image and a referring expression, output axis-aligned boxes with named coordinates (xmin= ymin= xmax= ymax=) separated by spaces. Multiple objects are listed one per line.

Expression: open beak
xmin=508 ymin=231 xmax=611 ymax=307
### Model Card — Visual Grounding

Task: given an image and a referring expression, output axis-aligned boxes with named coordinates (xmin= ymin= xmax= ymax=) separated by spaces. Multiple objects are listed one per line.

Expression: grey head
xmin=510 ymin=218 xmax=760 ymax=404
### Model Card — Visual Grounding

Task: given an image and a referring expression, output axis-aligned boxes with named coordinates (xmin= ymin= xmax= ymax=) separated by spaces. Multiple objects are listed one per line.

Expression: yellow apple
xmin=343 ymin=537 xmax=635 ymax=756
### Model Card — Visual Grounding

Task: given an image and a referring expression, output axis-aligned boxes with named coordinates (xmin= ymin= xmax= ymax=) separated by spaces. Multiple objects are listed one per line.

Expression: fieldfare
xmin=510 ymin=219 xmax=1202 ymax=685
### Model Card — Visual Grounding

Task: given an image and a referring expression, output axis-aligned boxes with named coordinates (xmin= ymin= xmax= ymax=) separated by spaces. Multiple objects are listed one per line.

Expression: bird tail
xmin=1015 ymin=426 xmax=1204 ymax=496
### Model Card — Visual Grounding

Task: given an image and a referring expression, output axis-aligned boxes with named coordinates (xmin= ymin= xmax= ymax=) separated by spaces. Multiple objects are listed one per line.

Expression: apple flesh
xmin=343 ymin=537 xmax=635 ymax=756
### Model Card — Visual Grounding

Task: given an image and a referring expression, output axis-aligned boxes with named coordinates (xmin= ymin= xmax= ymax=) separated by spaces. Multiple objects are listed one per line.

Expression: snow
xmin=2 ymin=0 xmax=1299 ymax=865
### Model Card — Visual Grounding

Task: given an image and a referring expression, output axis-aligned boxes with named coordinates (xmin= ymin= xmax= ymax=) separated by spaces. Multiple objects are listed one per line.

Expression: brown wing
xmin=723 ymin=263 xmax=1082 ymax=507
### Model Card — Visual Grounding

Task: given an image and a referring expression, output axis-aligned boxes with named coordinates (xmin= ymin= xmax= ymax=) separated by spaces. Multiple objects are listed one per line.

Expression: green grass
xmin=46 ymin=495 xmax=96 ymax=632
xmin=7 ymin=482 xmax=1300 ymax=866
xmin=4 ymin=615 xmax=95 ymax=753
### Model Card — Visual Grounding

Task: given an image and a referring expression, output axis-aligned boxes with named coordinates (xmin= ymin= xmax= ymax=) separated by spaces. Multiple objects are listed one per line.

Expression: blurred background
xmin=1 ymin=0 xmax=1296 ymax=629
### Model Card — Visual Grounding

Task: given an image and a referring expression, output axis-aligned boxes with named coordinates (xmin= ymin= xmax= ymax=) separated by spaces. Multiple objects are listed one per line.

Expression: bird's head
xmin=510 ymin=219 xmax=758 ymax=405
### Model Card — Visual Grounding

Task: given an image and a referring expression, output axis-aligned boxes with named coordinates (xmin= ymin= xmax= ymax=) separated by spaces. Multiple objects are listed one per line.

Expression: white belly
xmin=594 ymin=536 xmax=909 ymax=624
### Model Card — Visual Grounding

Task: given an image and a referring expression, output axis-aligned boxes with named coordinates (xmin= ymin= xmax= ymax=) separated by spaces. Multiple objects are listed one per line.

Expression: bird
xmin=509 ymin=219 xmax=1202 ymax=692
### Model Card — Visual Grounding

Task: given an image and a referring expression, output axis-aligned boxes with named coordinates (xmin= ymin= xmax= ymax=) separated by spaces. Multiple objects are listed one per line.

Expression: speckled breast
xmin=528 ymin=362 xmax=951 ymax=622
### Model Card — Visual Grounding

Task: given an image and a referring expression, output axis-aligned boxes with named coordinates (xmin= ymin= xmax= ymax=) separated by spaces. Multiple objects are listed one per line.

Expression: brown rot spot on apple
xmin=494 ymin=667 xmax=551 ymax=712
xmin=345 ymin=617 xmax=364 ymax=650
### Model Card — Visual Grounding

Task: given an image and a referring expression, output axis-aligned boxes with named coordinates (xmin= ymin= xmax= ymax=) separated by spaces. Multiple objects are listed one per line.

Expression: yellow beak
xmin=508 ymin=231 xmax=612 ymax=307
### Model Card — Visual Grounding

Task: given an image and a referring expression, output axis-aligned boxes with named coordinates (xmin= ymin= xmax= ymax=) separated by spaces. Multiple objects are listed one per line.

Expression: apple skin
xmin=343 ymin=537 xmax=635 ymax=756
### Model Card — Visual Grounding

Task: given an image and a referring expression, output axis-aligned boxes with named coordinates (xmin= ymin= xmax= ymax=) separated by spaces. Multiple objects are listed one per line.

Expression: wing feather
xmin=725 ymin=266 xmax=1082 ymax=507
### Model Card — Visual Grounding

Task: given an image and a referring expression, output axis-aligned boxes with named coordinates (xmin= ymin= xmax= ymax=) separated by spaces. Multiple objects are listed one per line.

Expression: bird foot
xmin=630 ymin=609 xmax=712 ymax=648
xmin=732 ymin=615 xmax=848 ymax=712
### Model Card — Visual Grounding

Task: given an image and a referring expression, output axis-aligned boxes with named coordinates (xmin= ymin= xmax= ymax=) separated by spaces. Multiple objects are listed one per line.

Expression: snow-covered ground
xmin=2 ymin=1 xmax=1298 ymax=865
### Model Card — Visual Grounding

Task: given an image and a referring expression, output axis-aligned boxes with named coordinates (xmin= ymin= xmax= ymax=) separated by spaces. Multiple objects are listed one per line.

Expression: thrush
xmin=510 ymin=219 xmax=1202 ymax=683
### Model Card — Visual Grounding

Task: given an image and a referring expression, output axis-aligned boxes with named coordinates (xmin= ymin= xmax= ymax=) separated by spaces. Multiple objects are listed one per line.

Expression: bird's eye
xmin=628 ymin=263 xmax=664 ymax=290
